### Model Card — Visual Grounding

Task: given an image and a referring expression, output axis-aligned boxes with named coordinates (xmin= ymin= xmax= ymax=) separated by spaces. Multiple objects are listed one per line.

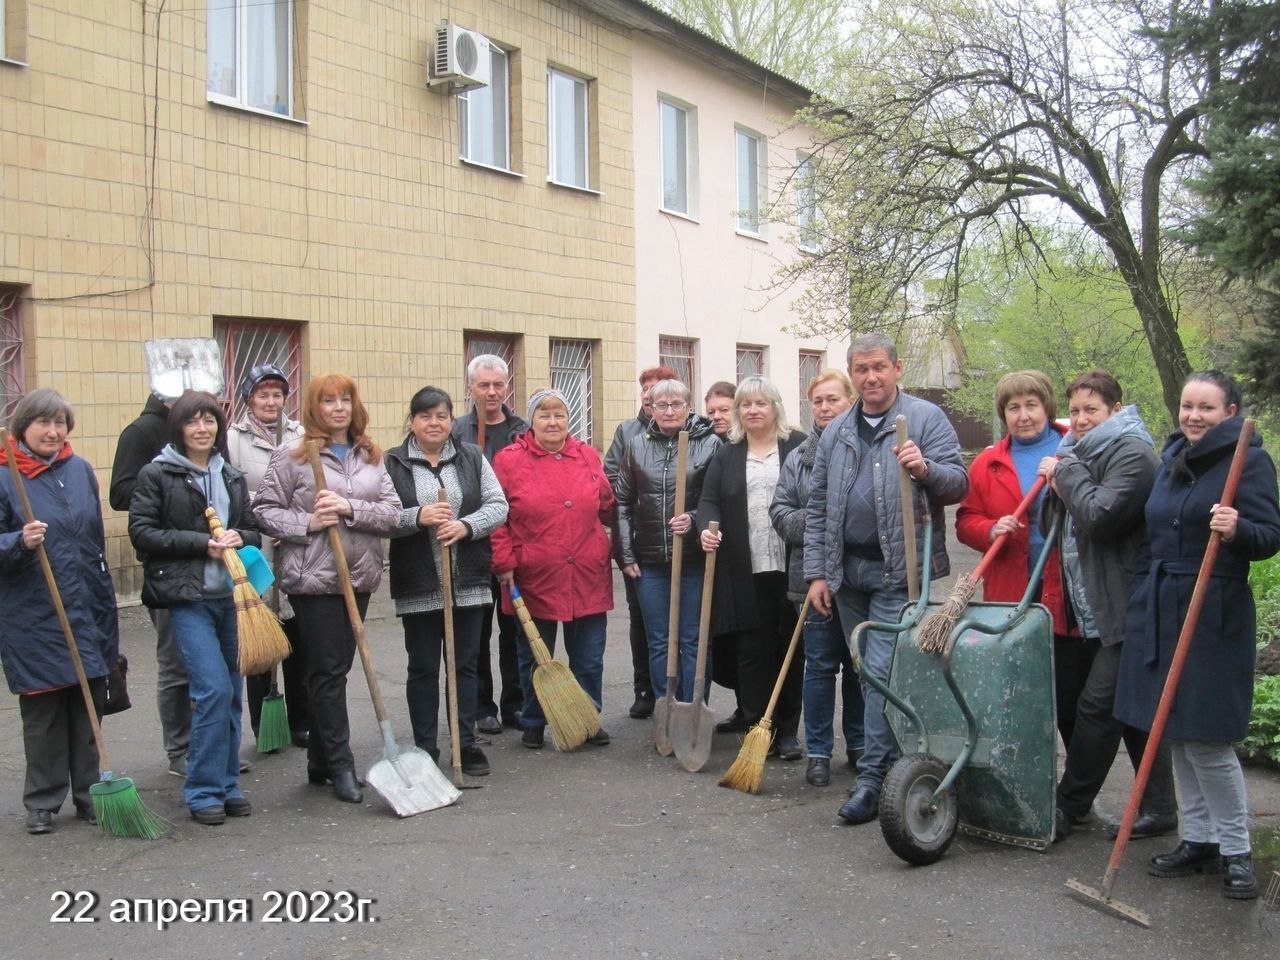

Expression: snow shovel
xmin=144 ymin=337 xmax=224 ymax=400
xmin=306 ymin=442 xmax=459 ymax=816
xmin=671 ymin=520 xmax=718 ymax=772
xmin=653 ymin=430 xmax=689 ymax=756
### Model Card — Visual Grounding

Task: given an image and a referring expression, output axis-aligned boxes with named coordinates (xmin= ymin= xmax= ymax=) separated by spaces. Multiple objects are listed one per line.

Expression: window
xmin=214 ymin=318 xmax=303 ymax=423
xmin=658 ymin=336 xmax=697 ymax=398
xmin=460 ymin=46 xmax=511 ymax=170
xmin=463 ymin=332 xmax=520 ymax=411
xmin=659 ymin=98 xmax=696 ymax=215
xmin=207 ymin=0 xmax=294 ymax=116
xmin=798 ymin=350 xmax=824 ymax=430
xmin=796 ymin=152 xmax=819 ymax=253
xmin=0 ymin=286 xmax=24 ymax=423
xmin=736 ymin=345 xmax=765 ymax=382
xmin=549 ymin=338 xmax=594 ymax=445
xmin=547 ymin=68 xmax=589 ymax=189
xmin=0 ymin=0 xmax=6 ymax=61
xmin=735 ymin=127 xmax=766 ymax=235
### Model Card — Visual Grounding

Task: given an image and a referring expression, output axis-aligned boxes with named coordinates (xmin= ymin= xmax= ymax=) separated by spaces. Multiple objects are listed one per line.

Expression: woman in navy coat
xmin=1115 ymin=371 xmax=1280 ymax=900
xmin=0 ymin=389 xmax=119 ymax=835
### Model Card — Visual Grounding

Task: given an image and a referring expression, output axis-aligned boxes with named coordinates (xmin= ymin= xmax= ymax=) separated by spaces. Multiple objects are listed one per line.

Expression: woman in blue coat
xmin=0 ymin=389 xmax=119 ymax=835
xmin=1115 ymin=371 xmax=1280 ymax=900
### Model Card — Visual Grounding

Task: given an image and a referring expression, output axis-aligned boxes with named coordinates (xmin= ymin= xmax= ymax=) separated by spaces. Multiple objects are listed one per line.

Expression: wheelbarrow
xmin=851 ymin=514 xmax=1061 ymax=866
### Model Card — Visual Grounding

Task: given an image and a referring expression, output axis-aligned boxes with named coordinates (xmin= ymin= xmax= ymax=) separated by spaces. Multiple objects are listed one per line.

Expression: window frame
xmin=797 ymin=349 xmax=824 ymax=430
xmin=795 ymin=151 xmax=819 ymax=253
xmin=658 ymin=96 xmax=697 ymax=218
xmin=548 ymin=337 xmax=595 ymax=446
xmin=735 ymin=344 xmax=766 ymax=383
xmin=213 ymin=317 xmax=304 ymax=424
xmin=459 ymin=44 xmax=513 ymax=173
xmin=546 ymin=66 xmax=591 ymax=190
xmin=0 ymin=285 xmax=24 ymax=424
xmin=463 ymin=331 xmax=521 ymax=412
xmin=735 ymin=126 xmax=767 ymax=237
xmin=206 ymin=0 xmax=297 ymax=120
xmin=658 ymin=336 xmax=697 ymax=399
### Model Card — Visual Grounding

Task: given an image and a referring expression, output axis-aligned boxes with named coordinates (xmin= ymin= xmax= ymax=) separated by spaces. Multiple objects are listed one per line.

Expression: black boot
xmin=331 ymin=770 xmax=363 ymax=804
xmin=1148 ymin=840 xmax=1221 ymax=878
xmin=1221 ymin=853 xmax=1258 ymax=900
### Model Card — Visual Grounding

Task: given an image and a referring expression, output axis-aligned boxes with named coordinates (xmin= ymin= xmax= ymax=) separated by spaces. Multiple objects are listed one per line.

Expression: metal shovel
xmin=306 ymin=442 xmax=459 ymax=816
xmin=652 ymin=430 xmax=689 ymax=756
xmin=144 ymin=338 xmax=224 ymax=400
xmin=671 ymin=521 xmax=718 ymax=771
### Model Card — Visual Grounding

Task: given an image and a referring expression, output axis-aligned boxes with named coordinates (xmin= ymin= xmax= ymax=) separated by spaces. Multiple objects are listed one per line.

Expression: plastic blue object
xmin=508 ymin=583 xmax=522 ymax=601
xmin=238 ymin=545 xmax=275 ymax=595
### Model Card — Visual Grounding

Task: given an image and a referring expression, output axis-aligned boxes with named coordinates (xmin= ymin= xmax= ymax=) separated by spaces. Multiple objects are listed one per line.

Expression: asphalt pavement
xmin=1 ymin=545 xmax=1278 ymax=959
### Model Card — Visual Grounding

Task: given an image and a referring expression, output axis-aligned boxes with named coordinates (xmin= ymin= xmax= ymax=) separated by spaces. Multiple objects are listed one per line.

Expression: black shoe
xmin=586 ymin=728 xmax=611 ymax=746
xmin=1222 ymin=853 xmax=1258 ymax=900
xmin=777 ymin=735 xmax=803 ymax=761
xmin=75 ymin=804 xmax=97 ymax=826
xmin=460 ymin=746 xmax=491 ymax=777
xmin=837 ymin=786 xmax=879 ymax=824
xmin=25 ymin=810 xmax=53 ymax=834
xmin=714 ymin=708 xmax=749 ymax=734
xmin=224 ymin=797 xmax=252 ymax=818
xmin=476 ymin=715 xmax=503 ymax=736
xmin=502 ymin=712 xmax=524 ymax=730
xmin=1107 ymin=811 xmax=1178 ymax=840
xmin=846 ymin=748 xmax=863 ymax=773
xmin=332 ymin=771 xmax=363 ymax=804
xmin=1053 ymin=807 xmax=1071 ymax=844
xmin=190 ymin=805 xmax=226 ymax=826
xmin=307 ymin=764 xmax=330 ymax=786
xmin=1148 ymin=840 xmax=1222 ymax=878
xmin=522 ymin=727 xmax=545 ymax=750
xmin=629 ymin=690 xmax=655 ymax=719
xmin=291 ymin=729 xmax=310 ymax=749
xmin=806 ymin=757 xmax=831 ymax=786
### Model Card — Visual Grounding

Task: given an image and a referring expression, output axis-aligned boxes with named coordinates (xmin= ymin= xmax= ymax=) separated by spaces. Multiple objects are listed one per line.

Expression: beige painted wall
xmin=630 ymin=33 xmax=843 ymax=423
xmin=0 ymin=0 xmax=637 ymax=595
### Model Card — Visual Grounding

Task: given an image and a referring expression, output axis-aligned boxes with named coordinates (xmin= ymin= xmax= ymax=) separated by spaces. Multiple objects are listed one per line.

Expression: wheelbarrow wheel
xmin=880 ymin=753 xmax=958 ymax=866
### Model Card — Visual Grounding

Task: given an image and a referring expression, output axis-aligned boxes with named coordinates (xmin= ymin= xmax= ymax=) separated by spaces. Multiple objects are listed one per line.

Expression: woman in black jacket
xmin=1115 ymin=371 xmax=1280 ymax=899
xmin=129 ymin=392 xmax=260 ymax=826
xmin=699 ymin=377 xmax=806 ymax=758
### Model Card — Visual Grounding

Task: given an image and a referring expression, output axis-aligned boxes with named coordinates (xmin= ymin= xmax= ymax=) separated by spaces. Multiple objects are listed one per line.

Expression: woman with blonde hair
xmin=254 ymin=374 xmax=401 ymax=804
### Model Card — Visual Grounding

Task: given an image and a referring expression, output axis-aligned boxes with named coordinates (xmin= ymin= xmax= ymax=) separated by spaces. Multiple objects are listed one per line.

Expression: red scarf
xmin=0 ymin=441 xmax=73 ymax=478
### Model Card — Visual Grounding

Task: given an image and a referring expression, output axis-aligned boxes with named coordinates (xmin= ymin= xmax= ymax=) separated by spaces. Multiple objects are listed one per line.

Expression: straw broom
xmin=204 ymin=507 xmax=291 ymax=675
xmin=719 ymin=597 xmax=810 ymax=794
xmin=1 ymin=428 xmax=167 ymax=838
xmin=509 ymin=584 xmax=601 ymax=750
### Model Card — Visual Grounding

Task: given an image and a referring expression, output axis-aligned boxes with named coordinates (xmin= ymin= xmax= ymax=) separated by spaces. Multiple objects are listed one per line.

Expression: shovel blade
xmin=366 ymin=745 xmax=460 ymax=817
xmin=652 ymin=694 xmax=676 ymax=756
xmin=670 ymin=701 xmax=715 ymax=772
xmin=1063 ymin=879 xmax=1151 ymax=928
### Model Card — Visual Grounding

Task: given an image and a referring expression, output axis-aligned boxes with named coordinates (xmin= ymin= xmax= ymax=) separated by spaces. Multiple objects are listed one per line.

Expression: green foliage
xmin=1243 ymin=675 xmax=1280 ymax=766
xmin=1251 ymin=555 xmax=1280 ymax=649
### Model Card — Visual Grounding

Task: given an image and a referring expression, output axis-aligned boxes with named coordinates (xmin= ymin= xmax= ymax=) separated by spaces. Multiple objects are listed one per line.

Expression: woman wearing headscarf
xmin=384 ymin=386 xmax=507 ymax=775
xmin=253 ymin=374 xmax=401 ymax=804
xmin=492 ymin=388 xmax=615 ymax=749
xmin=1 ymin=389 xmax=119 ymax=834
xmin=225 ymin=363 xmax=310 ymax=749
xmin=1115 ymin=371 xmax=1280 ymax=900
xmin=699 ymin=376 xmax=806 ymax=758
xmin=129 ymin=391 xmax=261 ymax=825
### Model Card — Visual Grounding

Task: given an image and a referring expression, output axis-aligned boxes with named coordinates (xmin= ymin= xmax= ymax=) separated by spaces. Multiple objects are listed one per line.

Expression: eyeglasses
xmin=652 ymin=402 xmax=687 ymax=412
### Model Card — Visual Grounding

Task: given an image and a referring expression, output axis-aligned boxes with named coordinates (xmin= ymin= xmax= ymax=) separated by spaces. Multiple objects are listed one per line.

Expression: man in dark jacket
xmin=604 ymin=364 xmax=677 ymax=719
xmin=110 ymin=394 xmax=193 ymax=778
xmin=452 ymin=354 xmax=528 ymax=735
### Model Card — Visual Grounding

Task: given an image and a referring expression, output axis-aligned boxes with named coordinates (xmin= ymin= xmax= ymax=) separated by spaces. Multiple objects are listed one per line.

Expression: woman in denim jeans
xmin=129 ymin=392 xmax=261 ymax=825
xmin=768 ymin=370 xmax=865 ymax=787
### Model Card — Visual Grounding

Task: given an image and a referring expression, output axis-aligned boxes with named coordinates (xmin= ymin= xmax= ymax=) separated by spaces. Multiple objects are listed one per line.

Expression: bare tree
xmin=784 ymin=0 xmax=1212 ymax=420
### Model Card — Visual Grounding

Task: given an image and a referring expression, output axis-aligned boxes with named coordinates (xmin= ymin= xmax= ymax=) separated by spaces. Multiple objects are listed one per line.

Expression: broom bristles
xmin=256 ymin=692 xmax=291 ymax=753
xmin=916 ymin=573 xmax=977 ymax=653
xmin=718 ymin=720 xmax=773 ymax=794
xmin=532 ymin=661 xmax=601 ymax=751
xmin=233 ymin=577 xmax=292 ymax=675
xmin=91 ymin=776 xmax=168 ymax=839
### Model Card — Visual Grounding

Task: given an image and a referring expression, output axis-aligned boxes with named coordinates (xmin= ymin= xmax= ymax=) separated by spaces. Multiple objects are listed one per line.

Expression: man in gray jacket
xmin=804 ymin=333 xmax=967 ymax=825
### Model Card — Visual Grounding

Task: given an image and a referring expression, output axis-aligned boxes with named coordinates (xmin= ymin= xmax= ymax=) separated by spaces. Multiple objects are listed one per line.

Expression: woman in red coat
xmin=956 ymin=370 xmax=1079 ymax=747
xmin=491 ymin=389 xmax=616 ymax=750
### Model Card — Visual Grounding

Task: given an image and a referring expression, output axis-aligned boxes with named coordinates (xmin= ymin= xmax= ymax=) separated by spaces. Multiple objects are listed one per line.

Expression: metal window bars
xmin=549 ymin=338 xmax=593 ymax=445
xmin=213 ymin=319 xmax=302 ymax=424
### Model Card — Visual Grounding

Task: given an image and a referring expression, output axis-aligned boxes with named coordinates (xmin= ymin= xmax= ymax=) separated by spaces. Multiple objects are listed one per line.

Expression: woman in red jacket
xmin=956 ymin=371 xmax=1078 ymax=747
xmin=491 ymin=389 xmax=616 ymax=750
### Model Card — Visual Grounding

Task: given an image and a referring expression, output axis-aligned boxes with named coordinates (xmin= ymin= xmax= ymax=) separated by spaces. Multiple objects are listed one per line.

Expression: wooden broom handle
xmin=1101 ymin=419 xmax=1254 ymax=893
xmin=762 ymin=597 xmax=810 ymax=723
xmin=692 ymin=521 xmax=718 ymax=695
xmin=896 ymin=416 xmax=919 ymax=601
xmin=665 ymin=431 xmax=689 ymax=690
xmin=306 ymin=440 xmax=393 ymax=724
xmin=973 ymin=475 xmax=1048 ymax=582
xmin=438 ymin=487 xmax=463 ymax=773
xmin=0 ymin=428 xmax=110 ymax=768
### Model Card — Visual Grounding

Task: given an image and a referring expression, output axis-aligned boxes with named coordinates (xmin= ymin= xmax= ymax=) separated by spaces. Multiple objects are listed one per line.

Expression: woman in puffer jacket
xmin=253 ymin=374 xmax=401 ymax=805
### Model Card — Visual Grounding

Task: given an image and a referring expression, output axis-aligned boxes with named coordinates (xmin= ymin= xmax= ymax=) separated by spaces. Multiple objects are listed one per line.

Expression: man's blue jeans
xmin=832 ymin=556 xmax=908 ymax=793
xmin=633 ymin=563 xmax=707 ymax=702
xmin=519 ymin=613 xmax=607 ymax=729
xmin=801 ymin=605 xmax=865 ymax=760
xmin=169 ymin=598 xmax=243 ymax=811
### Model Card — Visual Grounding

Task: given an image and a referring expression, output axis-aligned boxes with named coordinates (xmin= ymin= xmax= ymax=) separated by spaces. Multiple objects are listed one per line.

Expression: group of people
xmin=0 ymin=335 xmax=1274 ymax=901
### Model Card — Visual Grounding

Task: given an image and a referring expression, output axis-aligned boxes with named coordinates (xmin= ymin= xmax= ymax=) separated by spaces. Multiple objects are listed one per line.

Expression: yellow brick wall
xmin=0 ymin=0 xmax=637 ymax=598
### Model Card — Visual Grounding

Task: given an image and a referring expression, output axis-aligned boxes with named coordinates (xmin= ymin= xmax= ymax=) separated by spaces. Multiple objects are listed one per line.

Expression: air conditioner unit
xmin=430 ymin=22 xmax=491 ymax=92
